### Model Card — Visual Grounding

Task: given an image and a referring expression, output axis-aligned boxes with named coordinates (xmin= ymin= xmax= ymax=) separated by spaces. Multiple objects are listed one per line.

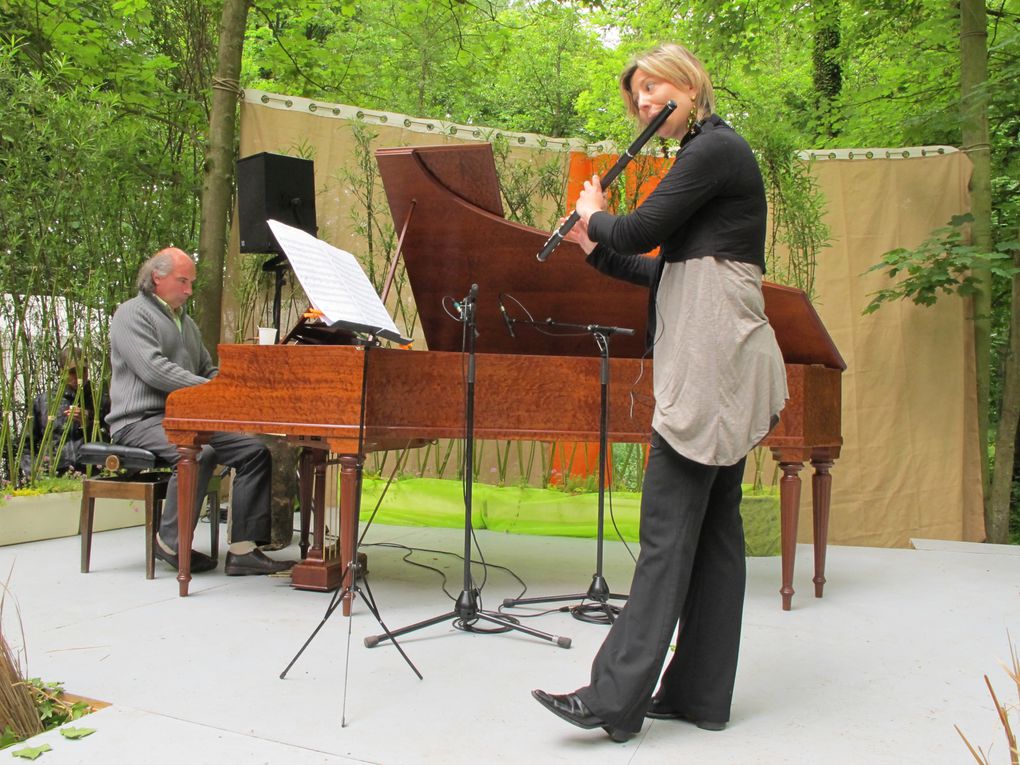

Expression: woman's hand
xmin=575 ymin=174 xmax=606 ymax=222
xmin=64 ymin=405 xmax=84 ymax=425
xmin=560 ymin=215 xmax=597 ymax=254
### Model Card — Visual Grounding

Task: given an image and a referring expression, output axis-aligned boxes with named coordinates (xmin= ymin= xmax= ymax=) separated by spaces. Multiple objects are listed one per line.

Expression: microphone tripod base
xmin=572 ymin=572 xmax=626 ymax=624
xmin=503 ymin=572 xmax=628 ymax=625
xmin=365 ymin=586 xmax=572 ymax=648
xmin=570 ymin=601 xmax=623 ymax=625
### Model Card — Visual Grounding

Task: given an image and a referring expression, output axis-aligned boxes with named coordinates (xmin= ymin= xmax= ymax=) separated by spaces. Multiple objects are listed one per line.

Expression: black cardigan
xmin=585 ymin=115 xmax=767 ymax=347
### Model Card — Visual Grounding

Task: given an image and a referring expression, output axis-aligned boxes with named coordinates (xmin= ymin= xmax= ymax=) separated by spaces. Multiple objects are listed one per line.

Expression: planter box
xmin=0 ymin=491 xmax=145 ymax=547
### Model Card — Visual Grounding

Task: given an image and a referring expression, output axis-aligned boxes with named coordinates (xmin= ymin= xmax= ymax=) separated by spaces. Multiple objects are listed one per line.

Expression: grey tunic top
xmin=652 ymin=258 xmax=787 ymax=466
xmin=584 ymin=115 xmax=787 ymax=467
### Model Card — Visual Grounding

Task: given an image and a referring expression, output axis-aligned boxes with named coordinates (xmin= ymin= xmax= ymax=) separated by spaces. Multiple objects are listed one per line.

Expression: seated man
xmin=107 ymin=247 xmax=291 ymax=576
xmin=20 ymin=347 xmax=107 ymax=479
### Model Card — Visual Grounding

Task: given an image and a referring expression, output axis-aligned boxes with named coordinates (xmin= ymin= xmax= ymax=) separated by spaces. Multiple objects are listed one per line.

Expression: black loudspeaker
xmin=237 ymin=152 xmax=317 ymax=253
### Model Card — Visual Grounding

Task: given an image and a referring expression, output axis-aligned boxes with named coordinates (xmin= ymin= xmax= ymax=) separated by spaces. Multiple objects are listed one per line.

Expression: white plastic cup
xmin=257 ymin=327 xmax=278 ymax=345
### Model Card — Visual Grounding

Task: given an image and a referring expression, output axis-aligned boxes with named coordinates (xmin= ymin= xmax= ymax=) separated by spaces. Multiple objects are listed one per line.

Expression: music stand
xmin=280 ymin=327 xmax=422 ymax=727
xmin=267 ymin=221 xmax=418 ymax=722
xmin=500 ymin=306 xmax=634 ymax=624
xmin=364 ymin=286 xmax=572 ymax=650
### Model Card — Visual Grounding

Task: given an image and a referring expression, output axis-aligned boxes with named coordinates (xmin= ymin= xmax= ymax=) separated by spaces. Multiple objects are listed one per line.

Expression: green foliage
xmin=25 ymin=679 xmax=90 ymax=730
xmin=612 ymin=442 xmax=645 ymax=493
xmin=863 ymin=215 xmax=1020 ymax=315
xmin=10 ymin=743 xmax=51 ymax=759
xmin=337 ymin=121 xmax=417 ymax=336
xmin=746 ymin=116 xmax=830 ymax=298
xmin=472 ymin=3 xmax=597 ymax=138
xmin=242 ymin=1 xmax=599 ymax=138
xmin=0 ymin=28 xmax=204 ymax=486
xmin=58 ymin=726 xmax=95 ymax=740
xmin=0 ymin=727 xmax=20 ymax=749
xmin=1 ymin=477 xmax=83 ymax=502
xmin=337 ymin=123 xmax=394 ymax=288
xmin=0 ymin=678 xmax=92 ymax=751
xmin=490 ymin=135 xmax=571 ymax=229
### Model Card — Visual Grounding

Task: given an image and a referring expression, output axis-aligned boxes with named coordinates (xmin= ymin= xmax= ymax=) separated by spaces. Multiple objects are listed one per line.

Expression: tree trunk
xmin=960 ymin=0 xmax=998 ymax=539
xmin=991 ymin=251 xmax=1020 ymax=543
xmin=194 ymin=0 xmax=250 ymax=362
xmin=812 ymin=2 xmax=842 ymax=140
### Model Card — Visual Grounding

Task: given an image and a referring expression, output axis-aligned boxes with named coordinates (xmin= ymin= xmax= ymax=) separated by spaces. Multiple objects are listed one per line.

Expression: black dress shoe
xmin=224 ymin=548 xmax=295 ymax=576
xmin=153 ymin=545 xmax=217 ymax=573
xmin=532 ymin=690 xmax=635 ymax=743
xmin=645 ymin=699 xmax=726 ymax=731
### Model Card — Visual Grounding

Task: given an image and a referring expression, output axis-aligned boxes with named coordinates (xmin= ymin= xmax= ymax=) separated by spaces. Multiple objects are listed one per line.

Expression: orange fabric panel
xmin=549 ymin=441 xmax=612 ymax=487
xmin=566 ymin=151 xmax=672 ymax=214
xmin=566 ymin=151 xmax=670 ymax=259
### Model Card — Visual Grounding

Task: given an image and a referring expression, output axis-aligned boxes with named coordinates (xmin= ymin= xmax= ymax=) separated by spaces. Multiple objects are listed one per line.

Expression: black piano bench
xmin=78 ymin=443 xmax=220 ymax=579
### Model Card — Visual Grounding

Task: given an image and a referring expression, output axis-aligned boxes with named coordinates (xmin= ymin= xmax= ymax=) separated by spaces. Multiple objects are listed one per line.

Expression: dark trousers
xmin=576 ymin=431 xmax=746 ymax=734
xmin=113 ymin=414 xmax=272 ymax=550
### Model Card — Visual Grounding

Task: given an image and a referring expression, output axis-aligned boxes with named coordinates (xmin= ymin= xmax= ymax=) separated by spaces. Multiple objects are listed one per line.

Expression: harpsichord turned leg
xmin=778 ymin=460 xmax=804 ymax=611
xmin=810 ymin=453 xmax=835 ymax=599
xmin=176 ymin=444 xmax=201 ymax=597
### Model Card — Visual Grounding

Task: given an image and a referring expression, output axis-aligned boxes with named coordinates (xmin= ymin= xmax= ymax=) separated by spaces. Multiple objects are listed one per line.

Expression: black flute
xmin=536 ymin=99 xmax=677 ymax=262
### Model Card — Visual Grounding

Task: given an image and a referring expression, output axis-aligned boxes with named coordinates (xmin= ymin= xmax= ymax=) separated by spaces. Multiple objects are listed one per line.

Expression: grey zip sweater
xmin=107 ymin=291 xmax=217 ymax=436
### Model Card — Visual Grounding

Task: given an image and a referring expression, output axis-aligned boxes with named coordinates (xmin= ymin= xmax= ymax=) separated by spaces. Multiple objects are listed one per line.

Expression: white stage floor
xmin=1 ymin=522 xmax=1017 ymax=764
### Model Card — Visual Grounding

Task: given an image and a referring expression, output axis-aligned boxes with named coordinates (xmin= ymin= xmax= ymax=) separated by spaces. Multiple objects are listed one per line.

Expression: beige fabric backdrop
xmin=783 ymin=151 xmax=984 ymax=546
xmin=230 ymin=92 xmax=984 ymax=548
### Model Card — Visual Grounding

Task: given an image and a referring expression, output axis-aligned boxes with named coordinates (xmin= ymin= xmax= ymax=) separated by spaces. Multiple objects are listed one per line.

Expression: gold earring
xmin=687 ymin=96 xmax=698 ymax=133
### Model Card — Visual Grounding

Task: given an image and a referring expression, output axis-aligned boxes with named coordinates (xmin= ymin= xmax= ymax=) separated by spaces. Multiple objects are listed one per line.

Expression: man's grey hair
xmin=136 ymin=250 xmax=177 ymax=295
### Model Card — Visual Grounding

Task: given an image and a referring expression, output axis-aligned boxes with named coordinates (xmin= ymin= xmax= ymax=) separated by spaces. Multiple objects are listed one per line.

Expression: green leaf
xmin=11 ymin=744 xmax=51 ymax=760
xmin=58 ymin=728 xmax=95 ymax=740
xmin=0 ymin=726 xmax=21 ymax=749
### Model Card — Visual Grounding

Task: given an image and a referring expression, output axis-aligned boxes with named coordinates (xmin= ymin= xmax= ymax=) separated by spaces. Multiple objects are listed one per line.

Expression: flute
xmin=536 ymin=99 xmax=677 ymax=262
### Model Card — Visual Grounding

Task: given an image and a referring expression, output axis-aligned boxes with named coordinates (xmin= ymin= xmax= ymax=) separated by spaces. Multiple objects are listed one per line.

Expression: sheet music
xmin=267 ymin=219 xmax=410 ymax=344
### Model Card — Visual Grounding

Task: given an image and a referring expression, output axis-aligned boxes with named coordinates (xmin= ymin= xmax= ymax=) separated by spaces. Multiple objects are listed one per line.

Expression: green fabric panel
xmin=361 ymin=476 xmax=486 ymax=528
xmin=360 ymin=477 xmax=780 ymax=556
xmin=484 ymin=487 xmax=642 ymax=541
xmin=741 ymin=493 xmax=781 ymax=556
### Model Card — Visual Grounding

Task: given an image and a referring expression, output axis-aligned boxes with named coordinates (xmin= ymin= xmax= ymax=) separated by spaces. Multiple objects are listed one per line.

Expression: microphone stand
xmin=500 ymin=312 xmax=634 ymax=624
xmin=365 ymin=286 xmax=571 ymax=651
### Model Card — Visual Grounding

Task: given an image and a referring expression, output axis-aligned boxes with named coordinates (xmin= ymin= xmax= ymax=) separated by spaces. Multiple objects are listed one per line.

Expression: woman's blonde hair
xmin=619 ymin=43 xmax=716 ymax=122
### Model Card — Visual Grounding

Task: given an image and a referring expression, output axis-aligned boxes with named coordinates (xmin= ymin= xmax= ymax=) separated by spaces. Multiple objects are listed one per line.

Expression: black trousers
xmin=576 ymin=431 xmax=746 ymax=734
xmin=114 ymin=414 xmax=273 ymax=550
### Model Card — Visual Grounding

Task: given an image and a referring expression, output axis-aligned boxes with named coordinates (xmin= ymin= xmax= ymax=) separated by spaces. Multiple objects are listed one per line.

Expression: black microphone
xmin=499 ymin=303 xmax=516 ymax=339
xmin=454 ymin=284 xmax=479 ymax=313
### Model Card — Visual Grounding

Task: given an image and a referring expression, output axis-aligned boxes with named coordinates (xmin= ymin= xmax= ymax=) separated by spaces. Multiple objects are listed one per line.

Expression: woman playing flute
xmin=533 ymin=42 xmax=788 ymax=743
